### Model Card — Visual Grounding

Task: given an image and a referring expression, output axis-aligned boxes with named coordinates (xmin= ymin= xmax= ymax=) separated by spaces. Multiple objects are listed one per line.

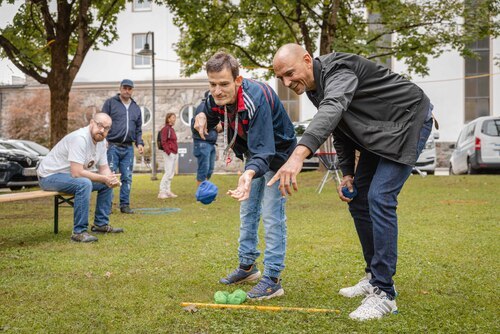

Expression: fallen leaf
xmin=104 ymin=272 xmax=112 ymax=278
xmin=85 ymin=272 xmax=92 ymax=278
xmin=183 ymin=305 xmax=198 ymax=313
xmin=420 ymin=290 xmax=430 ymax=295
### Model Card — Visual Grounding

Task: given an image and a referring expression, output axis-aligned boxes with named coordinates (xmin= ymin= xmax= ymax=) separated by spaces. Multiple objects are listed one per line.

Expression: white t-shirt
xmin=37 ymin=126 xmax=108 ymax=178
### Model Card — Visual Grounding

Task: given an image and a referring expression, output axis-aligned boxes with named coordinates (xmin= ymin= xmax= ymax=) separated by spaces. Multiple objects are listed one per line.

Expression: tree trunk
xmin=48 ymin=74 xmax=71 ymax=148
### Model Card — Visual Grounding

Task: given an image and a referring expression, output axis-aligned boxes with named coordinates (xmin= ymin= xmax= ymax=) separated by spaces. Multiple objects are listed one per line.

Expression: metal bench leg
xmin=54 ymin=196 xmax=59 ymax=234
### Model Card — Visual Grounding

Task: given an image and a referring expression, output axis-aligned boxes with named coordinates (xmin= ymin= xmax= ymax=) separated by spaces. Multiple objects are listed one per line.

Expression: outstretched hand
xmin=227 ymin=170 xmax=255 ymax=201
xmin=194 ymin=113 xmax=209 ymax=140
xmin=267 ymin=146 xmax=311 ymax=196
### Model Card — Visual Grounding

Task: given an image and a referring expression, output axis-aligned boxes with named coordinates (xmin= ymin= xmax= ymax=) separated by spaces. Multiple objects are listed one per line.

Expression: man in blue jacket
xmin=270 ymin=44 xmax=434 ymax=320
xmin=193 ymin=52 xmax=296 ymax=300
xmin=191 ymin=92 xmax=221 ymax=185
xmin=102 ymin=79 xmax=144 ymax=214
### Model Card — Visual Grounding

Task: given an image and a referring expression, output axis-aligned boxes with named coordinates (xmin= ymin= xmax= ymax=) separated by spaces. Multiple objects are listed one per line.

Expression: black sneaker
xmin=91 ymin=225 xmax=124 ymax=233
xmin=71 ymin=232 xmax=98 ymax=243
xmin=120 ymin=206 xmax=134 ymax=214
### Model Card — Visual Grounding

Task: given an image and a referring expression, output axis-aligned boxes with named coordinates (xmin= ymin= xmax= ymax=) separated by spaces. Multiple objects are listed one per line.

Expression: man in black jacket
xmin=270 ymin=44 xmax=434 ymax=321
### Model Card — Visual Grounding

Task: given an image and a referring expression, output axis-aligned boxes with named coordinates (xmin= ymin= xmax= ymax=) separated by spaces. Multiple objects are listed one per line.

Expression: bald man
xmin=38 ymin=113 xmax=124 ymax=243
xmin=270 ymin=44 xmax=434 ymax=321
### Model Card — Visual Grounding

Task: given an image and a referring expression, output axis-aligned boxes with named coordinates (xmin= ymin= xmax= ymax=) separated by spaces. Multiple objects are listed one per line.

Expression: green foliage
xmin=0 ymin=173 xmax=498 ymax=332
xmin=163 ymin=0 xmax=500 ymax=77
xmin=0 ymin=0 xmax=126 ymax=80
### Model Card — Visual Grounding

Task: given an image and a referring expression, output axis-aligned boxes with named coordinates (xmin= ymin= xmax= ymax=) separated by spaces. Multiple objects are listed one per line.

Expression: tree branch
xmin=270 ymin=0 xmax=300 ymax=44
xmin=221 ymin=42 xmax=269 ymax=69
xmin=32 ymin=0 xmax=56 ymax=41
xmin=0 ymin=35 xmax=48 ymax=83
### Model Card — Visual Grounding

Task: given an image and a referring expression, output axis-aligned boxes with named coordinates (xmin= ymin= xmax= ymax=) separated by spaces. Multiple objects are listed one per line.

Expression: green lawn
xmin=0 ymin=172 xmax=499 ymax=333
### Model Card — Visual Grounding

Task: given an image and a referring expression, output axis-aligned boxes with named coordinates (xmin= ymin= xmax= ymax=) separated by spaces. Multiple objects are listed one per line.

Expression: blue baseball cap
xmin=120 ymin=79 xmax=134 ymax=88
xmin=196 ymin=180 xmax=218 ymax=205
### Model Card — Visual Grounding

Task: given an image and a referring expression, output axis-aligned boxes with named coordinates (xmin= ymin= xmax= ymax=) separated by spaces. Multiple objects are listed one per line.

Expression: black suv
xmin=0 ymin=143 xmax=40 ymax=190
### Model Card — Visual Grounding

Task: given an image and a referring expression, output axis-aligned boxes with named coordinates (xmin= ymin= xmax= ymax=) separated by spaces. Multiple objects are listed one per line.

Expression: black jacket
xmin=301 ymin=52 xmax=430 ymax=175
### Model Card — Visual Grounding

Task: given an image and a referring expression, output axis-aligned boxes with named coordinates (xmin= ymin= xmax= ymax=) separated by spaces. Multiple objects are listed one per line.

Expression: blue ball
xmin=196 ymin=181 xmax=218 ymax=205
xmin=341 ymin=185 xmax=358 ymax=199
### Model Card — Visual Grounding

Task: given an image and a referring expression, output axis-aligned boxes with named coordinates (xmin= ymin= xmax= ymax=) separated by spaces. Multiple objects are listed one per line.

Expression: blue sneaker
xmin=247 ymin=276 xmax=285 ymax=300
xmin=219 ymin=264 xmax=261 ymax=285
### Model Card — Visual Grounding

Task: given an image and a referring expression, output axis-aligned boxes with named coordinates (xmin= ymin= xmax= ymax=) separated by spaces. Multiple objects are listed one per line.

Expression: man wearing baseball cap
xmin=101 ymin=79 xmax=144 ymax=214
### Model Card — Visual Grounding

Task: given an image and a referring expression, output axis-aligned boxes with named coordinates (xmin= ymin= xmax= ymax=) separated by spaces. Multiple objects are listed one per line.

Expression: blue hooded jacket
xmin=101 ymin=94 xmax=144 ymax=146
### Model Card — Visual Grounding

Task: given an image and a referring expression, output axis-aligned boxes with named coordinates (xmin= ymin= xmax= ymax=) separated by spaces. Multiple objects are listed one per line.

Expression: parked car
xmin=15 ymin=140 xmax=49 ymax=157
xmin=449 ymin=116 xmax=500 ymax=175
xmin=294 ymin=119 xmax=320 ymax=171
xmin=0 ymin=143 xmax=40 ymax=190
xmin=0 ymin=139 xmax=48 ymax=158
xmin=414 ymin=133 xmax=439 ymax=174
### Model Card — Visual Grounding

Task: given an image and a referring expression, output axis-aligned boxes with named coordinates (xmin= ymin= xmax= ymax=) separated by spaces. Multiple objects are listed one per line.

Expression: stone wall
xmin=436 ymin=141 xmax=455 ymax=168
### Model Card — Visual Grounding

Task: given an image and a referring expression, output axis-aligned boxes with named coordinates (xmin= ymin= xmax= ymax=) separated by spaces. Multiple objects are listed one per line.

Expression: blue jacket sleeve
xmin=134 ymin=104 xmax=144 ymax=146
xmin=244 ymin=96 xmax=276 ymax=178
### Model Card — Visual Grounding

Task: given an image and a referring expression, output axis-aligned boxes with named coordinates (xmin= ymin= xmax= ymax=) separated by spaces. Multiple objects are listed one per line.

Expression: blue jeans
xmin=238 ymin=171 xmax=287 ymax=278
xmin=39 ymin=173 xmax=113 ymax=234
xmin=107 ymin=144 xmax=134 ymax=208
xmin=348 ymin=117 xmax=433 ymax=297
xmin=193 ymin=141 xmax=216 ymax=182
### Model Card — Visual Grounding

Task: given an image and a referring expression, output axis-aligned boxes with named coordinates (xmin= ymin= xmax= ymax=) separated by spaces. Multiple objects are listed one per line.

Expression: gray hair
xmin=206 ymin=51 xmax=240 ymax=79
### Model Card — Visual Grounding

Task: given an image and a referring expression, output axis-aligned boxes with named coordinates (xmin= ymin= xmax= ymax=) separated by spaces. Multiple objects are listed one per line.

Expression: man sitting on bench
xmin=37 ymin=113 xmax=124 ymax=243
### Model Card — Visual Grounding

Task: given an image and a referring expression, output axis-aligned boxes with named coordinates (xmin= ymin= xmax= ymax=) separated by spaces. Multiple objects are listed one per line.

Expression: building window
xmin=132 ymin=0 xmax=152 ymax=11
xmin=141 ymin=106 xmax=152 ymax=127
xmin=133 ymin=34 xmax=151 ymax=68
xmin=464 ymin=37 xmax=490 ymax=122
xmin=276 ymin=80 xmax=300 ymax=122
xmin=180 ymin=105 xmax=195 ymax=127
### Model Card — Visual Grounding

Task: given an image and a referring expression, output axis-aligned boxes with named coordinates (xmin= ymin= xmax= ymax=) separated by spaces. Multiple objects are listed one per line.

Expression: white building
xmin=1 ymin=0 xmax=499 ymax=148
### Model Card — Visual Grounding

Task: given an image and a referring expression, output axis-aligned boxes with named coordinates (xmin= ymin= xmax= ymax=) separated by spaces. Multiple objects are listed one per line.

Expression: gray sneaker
xmin=91 ymin=225 xmax=124 ymax=233
xmin=219 ymin=264 xmax=261 ymax=285
xmin=71 ymin=232 xmax=98 ymax=243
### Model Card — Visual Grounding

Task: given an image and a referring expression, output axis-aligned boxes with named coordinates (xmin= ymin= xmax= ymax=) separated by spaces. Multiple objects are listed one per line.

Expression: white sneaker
xmin=339 ymin=273 xmax=372 ymax=298
xmin=349 ymin=287 xmax=398 ymax=321
xmin=158 ymin=192 xmax=170 ymax=199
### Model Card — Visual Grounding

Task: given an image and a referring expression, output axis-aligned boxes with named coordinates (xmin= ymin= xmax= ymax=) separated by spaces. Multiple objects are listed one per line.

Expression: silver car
xmin=449 ymin=116 xmax=500 ymax=174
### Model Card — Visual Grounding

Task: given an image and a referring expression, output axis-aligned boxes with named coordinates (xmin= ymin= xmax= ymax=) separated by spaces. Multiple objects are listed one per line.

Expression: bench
xmin=0 ymin=190 xmax=74 ymax=234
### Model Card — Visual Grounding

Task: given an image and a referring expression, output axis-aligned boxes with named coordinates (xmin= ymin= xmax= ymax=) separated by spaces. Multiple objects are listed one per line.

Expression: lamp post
xmin=137 ymin=31 xmax=157 ymax=180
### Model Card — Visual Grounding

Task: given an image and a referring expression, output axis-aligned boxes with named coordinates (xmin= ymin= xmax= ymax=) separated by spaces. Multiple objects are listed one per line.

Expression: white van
xmin=449 ymin=116 xmax=500 ymax=174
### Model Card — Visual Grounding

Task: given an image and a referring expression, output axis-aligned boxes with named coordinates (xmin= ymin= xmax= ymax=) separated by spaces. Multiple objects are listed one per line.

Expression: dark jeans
xmin=348 ymin=117 xmax=433 ymax=297
xmin=107 ymin=144 xmax=134 ymax=208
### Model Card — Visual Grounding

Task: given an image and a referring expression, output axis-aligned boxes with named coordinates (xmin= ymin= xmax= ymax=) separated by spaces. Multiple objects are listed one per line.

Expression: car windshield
xmin=483 ymin=119 xmax=500 ymax=136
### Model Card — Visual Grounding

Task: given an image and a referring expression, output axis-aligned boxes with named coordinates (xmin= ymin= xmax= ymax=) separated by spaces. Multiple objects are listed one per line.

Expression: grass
xmin=0 ymin=172 xmax=499 ymax=333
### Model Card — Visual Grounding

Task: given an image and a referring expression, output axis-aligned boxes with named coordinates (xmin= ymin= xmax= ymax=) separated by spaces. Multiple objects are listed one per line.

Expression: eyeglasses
xmin=94 ymin=121 xmax=111 ymax=132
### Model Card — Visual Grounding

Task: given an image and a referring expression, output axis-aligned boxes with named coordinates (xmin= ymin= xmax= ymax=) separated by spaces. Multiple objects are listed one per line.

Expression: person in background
xmin=37 ymin=113 xmax=123 ymax=243
xmin=158 ymin=113 xmax=178 ymax=199
xmin=192 ymin=92 xmax=222 ymax=185
xmin=101 ymin=79 xmax=144 ymax=214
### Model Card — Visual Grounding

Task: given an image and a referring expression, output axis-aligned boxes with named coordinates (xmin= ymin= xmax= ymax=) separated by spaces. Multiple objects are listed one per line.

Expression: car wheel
xmin=467 ymin=158 xmax=477 ymax=175
xmin=9 ymin=186 xmax=22 ymax=191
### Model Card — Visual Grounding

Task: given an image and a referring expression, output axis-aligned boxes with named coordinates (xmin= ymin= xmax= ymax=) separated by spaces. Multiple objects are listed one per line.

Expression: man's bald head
xmin=273 ymin=43 xmax=308 ymax=64
xmin=90 ymin=112 xmax=112 ymax=143
xmin=273 ymin=44 xmax=316 ymax=95
xmin=93 ymin=112 xmax=112 ymax=124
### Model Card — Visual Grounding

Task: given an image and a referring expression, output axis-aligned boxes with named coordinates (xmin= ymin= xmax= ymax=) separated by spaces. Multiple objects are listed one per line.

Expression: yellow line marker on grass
xmin=181 ymin=302 xmax=340 ymax=314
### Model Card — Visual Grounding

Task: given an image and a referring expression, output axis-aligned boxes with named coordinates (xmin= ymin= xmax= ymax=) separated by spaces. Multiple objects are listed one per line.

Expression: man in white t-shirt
xmin=38 ymin=113 xmax=123 ymax=243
